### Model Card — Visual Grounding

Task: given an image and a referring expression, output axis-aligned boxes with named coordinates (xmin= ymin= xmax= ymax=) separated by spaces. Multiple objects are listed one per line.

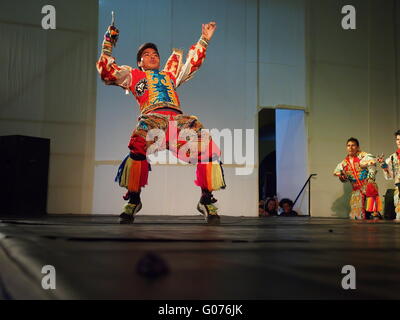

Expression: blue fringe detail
xmin=115 ymin=154 xmax=130 ymax=183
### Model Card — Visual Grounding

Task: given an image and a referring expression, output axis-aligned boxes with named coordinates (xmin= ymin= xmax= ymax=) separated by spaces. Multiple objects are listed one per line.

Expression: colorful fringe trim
xmin=365 ymin=196 xmax=383 ymax=212
xmin=115 ymin=154 xmax=130 ymax=183
xmin=115 ymin=155 xmax=149 ymax=192
xmin=194 ymin=161 xmax=226 ymax=191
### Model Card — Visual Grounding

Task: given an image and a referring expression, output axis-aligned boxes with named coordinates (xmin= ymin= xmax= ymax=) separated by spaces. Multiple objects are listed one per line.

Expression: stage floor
xmin=0 ymin=214 xmax=399 ymax=299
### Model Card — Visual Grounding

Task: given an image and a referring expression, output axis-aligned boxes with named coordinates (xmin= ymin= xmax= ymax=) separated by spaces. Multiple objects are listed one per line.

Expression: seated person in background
xmin=279 ymin=198 xmax=298 ymax=217
xmin=260 ymin=198 xmax=278 ymax=217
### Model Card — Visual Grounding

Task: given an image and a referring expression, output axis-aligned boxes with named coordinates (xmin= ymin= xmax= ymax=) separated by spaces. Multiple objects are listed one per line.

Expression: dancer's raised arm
xmin=96 ymin=25 xmax=132 ymax=90
xmin=164 ymin=22 xmax=217 ymax=87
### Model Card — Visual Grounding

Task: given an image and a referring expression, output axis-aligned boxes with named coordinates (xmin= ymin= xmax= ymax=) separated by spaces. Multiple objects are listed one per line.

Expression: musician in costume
xmin=333 ymin=137 xmax=382 ymax=219
xmin=377 ymin=130 xmax=400 ymax=219
xmin=96 ymin=21 xmax=226 ymax=223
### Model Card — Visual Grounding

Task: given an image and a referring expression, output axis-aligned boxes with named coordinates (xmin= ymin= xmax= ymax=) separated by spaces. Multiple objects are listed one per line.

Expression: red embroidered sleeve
xmin=174 ymin=38 xmax=208 ymax=87
xmin=96 ymin=54 xmax=132 ymax=90
xmin=163 ymin=49 xmax=183 ymax=79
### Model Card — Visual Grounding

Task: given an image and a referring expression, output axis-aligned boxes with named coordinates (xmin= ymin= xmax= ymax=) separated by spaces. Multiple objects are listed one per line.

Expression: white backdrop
xmin=276 ymin=109 xmax=308 ymax=215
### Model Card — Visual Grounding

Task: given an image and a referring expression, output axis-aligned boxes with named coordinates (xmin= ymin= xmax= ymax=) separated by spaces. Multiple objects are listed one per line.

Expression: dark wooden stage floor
xmin=0 ymin=215 xmax=399 ymax=299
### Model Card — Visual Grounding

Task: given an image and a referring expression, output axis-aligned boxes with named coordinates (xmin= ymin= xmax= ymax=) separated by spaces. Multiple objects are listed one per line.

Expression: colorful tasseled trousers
xmin=115 ymin=110 xmax=226 ymax=197
xmin=349 ymin=181 xmax=382 ymax=219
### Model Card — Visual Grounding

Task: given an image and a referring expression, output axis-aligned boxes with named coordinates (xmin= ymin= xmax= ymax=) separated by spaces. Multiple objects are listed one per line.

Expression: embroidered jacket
xmin=333 ymin=151 xmax=377 ymax=191
xmin=383 ymin=151 xmax=400 ymax=185
xmin=96 ymin=39 xmax=208 ymax=114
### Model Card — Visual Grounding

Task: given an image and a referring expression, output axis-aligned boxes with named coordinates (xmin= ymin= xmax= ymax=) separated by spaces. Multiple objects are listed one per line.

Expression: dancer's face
xmin=396 ymin=135 xmax=400 ymax=149
xmin=139 ymin=48 xmax=160 ymax=70
xmin=346 ymin=141 xmax=359 ymax=157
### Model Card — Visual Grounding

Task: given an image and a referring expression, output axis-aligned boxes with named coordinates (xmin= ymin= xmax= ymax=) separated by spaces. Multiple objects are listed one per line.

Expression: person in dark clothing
xmin=279 ymin=198 xmax=298 ymax=217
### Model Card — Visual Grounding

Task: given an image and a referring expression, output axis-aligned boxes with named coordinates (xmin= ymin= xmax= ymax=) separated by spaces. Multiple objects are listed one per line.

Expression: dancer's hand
xmin=104 ymin=25 xmax=119 ymax=45
xmin=202 ymin=21 xmax=217 ymax=41
xmin=338 ymin=171 xmax=347 ymax=182
xmin=377 ymin=153 xmax=389 ymax=170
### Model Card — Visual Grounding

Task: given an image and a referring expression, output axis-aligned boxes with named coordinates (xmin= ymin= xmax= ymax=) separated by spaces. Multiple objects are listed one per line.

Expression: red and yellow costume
xmin=334 ymin=151 xmax=382 ymax=219
xmin=96 ymin=28 xmax=226 ymax=203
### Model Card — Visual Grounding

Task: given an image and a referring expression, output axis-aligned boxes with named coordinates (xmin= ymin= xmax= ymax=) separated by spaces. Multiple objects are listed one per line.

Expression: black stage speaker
xmin=384 ymin=188 xmax=396 ymax=220
xmin=0 ymin=135 xmax=50 ymax=217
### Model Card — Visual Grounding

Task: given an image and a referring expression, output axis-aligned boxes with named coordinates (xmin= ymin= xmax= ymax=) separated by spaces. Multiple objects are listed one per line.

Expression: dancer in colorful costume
xmin=333 ymin=137 xmax=382 ymax=219
xmin=96 ymin=21 xmax=225 ymax=223
xmin=377 ymin=130 xmax=400 ymax=219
